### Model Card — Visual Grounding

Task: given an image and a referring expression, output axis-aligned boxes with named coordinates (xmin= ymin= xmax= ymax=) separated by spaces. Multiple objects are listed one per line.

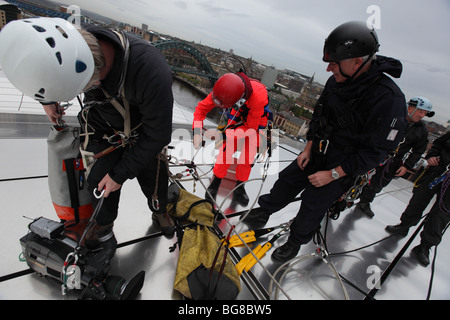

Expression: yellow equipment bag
xmin=173 ymin=225 xmax=241 ymax=300
xmin=166 ymin=183 xmax=216 ymax=227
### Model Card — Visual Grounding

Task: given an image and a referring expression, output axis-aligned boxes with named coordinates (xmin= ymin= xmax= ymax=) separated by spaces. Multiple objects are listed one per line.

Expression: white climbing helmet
xmin=0 ymin=17 xmax=94 ymax=102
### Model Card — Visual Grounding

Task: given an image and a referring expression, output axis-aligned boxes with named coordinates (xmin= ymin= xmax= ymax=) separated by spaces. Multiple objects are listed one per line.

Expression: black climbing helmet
xmin=323 ymin=21 xmax=380 ymax=62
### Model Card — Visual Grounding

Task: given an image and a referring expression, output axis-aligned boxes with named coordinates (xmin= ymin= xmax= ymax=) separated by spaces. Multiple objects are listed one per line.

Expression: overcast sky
xmin=57 ymin=0 xmax=450 ymax=125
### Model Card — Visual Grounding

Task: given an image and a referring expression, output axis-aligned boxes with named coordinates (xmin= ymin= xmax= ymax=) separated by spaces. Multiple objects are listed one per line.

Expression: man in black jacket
xmin=355 ymin=97 xmax=432 ymax=218
xmin=73 ymin=24 xmax=175 ymax=247
xmin=244 ymin=21 xmax=407 ymax=262
xmin=386 ymin=132 xmax=450 ymax=266
xmin=0 ymin=18 xmax=175 ymax=255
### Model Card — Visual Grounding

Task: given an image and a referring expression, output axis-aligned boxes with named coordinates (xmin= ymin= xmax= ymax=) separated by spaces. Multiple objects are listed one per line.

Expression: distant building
xmin=0 ymin=1 xmax=21 ymax=30
xmin=273 ymin=111 xmax=308 ymax=137
xmin=261 ymin=68 xmax=278 ymax=89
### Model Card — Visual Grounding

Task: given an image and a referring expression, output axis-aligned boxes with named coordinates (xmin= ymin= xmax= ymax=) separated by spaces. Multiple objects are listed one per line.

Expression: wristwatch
xmin=331 ymin=168 xmax=340 ymax=180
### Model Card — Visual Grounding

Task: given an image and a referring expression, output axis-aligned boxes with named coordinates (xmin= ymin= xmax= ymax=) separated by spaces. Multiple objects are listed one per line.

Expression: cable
xmin=426 ymin=222 xmax=450 ymax=300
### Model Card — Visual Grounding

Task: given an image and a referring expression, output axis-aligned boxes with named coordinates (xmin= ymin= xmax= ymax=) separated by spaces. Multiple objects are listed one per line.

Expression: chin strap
xmin=338 ymin=52 xmax=375 ymax=82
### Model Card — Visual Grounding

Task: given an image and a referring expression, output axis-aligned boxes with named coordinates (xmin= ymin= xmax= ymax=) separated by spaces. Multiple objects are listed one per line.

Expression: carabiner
xmin=108 ymin=132 xmax=128 ymax=145
xmin=94 ymin=188 xmax=105 ymax=199
xmin=152 ymin=195 xmax=160 ymax=211
xmin=319 ymin=139 xmax=329 ymax=154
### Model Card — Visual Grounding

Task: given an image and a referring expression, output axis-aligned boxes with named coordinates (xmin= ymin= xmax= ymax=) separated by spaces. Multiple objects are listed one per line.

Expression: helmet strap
xmin=407 ymin=108 xmax=417 ymax=122
xmin=340 ymin=52 xmax=375 ymax=82
xmin=235 ymin=72 xmax=253 ymax=100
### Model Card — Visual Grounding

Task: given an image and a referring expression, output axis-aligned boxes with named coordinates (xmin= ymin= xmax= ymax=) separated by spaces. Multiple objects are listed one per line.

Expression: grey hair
xmin=78 ymin=29 xmax=105 ymax=84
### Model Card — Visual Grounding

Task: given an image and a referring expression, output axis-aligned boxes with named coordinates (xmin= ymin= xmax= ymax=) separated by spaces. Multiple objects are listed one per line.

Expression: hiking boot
xmin=152 ymin=212 xmax=175 ymax=236
xmin=242 ymin=207 xmax=270 ymax=227
xmin=355 ymin=202 xmax=375 ymax=218
xmin=233 ymin=181 xmax=249 ymax=206
xmin=205 ymin=176 xmax=222 ymax=202
xmin=272 ymin=237 xmax=301 ymax=263
xmin=385 ymin=223 xmax=409 ymax=237
xmin=84 ymin=222 xmax=115 ymax=249
xmin=411 ymin=242 xmax=432 ymax=267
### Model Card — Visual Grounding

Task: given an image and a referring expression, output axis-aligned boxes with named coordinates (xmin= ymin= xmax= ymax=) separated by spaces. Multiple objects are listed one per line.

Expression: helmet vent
xmin=55 ymin=52 xmax=62 ymax=65
xmin=75 ymin=60 xmax=88 ymax=73
xmin=55 ymin=25 xmax=68 ymax=39
xmin=46 ymin=37 xmax=56 ymax=48
xmin=32 ymin=25 xmax=46 ymax=32
xmin=34 ymin=88 xmax=45 ymax=100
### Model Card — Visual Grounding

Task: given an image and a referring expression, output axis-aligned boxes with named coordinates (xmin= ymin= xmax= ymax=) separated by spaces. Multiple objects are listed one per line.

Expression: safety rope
xmin=181 ymin=139 xmax=294 ymax=300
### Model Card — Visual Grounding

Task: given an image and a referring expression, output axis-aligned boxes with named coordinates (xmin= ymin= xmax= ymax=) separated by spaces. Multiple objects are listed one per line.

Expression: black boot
xmin=272 ymin=237 xmax=301 ymax=262
xmin=243 ymin=207 xmax=270 ymax=227
xmin=385 ymin=223 xmax=409 ymax=237
xmin=84 ymin=222 xmax=117 ymax=260
xmin=355 ymin=202 xmax=375 ymax=218
xmin=233 ymin=180 xmax=249 ymax=206
xmin=85 ymin=222 xmax=115 ymax=249
xmin=152 ymin=212 xmax=176 ymax=236
xmin=411 ymin=241 xmax=432 ymax=267
xmin=205 ymin=176 xmax=222 ymax=201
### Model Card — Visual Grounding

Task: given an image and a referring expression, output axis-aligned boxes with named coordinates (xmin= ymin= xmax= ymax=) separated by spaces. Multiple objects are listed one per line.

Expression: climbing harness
xmin=327 ymin=168 xmax=376 ymax=220
xmin=428 ymin=165 xmax=450 ymax=190
xmin=431 ymin=165 xmax=450 ymax=215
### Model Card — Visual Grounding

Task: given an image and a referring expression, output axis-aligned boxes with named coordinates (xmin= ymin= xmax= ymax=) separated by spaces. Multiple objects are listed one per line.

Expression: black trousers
xmin=258 ymin=159 xmax=347 ymax=245
xmin=86 ymin=139 xmax=168 ymax=226
xmin=359 ymin=157 xmax=402 ymax=204
xmin=400 ymin=171 xmax=450 ymax=246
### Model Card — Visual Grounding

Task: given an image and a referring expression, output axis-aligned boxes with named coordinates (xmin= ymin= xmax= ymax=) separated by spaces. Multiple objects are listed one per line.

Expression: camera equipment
xmin=20 ymin=212 xmax=145 ymax=300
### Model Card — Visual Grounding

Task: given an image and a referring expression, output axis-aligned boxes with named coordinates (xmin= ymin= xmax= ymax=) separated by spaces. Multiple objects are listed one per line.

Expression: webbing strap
xmin=64 ymin=158 xmax=80 ymax=225
xmin=101 ymin=87 xmax=131 ymax=139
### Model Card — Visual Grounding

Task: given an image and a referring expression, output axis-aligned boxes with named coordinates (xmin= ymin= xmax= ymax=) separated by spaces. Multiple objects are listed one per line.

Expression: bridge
xmin=152 ymin=39 xmax=218 ymax=86
xmin=4 ymin=0 xmax=70 ymax=19
xmin=4 ymin=1 xmax=218 ymax=86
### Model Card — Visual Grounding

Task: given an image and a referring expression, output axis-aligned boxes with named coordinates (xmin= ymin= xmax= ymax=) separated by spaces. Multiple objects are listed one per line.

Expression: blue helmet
xmin=408 ymin=97 xmax=434 ymax=117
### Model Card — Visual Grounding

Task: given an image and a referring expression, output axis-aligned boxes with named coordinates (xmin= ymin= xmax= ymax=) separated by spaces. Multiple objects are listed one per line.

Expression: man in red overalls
xmin=193 ymin=72 xmax=270 ymax=205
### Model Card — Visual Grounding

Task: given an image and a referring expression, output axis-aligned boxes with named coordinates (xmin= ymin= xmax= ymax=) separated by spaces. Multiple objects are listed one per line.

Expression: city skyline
xmin=51 ymin=0 xmax=450 ymax=125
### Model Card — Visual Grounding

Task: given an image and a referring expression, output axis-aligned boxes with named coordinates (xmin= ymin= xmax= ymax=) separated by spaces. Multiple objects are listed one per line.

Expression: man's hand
xmin=308 ymin=170 xmax=333 ymax=188
xmin=193 ymin=133 xmax=203 ymax=150
xmin=427 ymin=156 xmax=440 ymax=167
xmin=297 ymin=141 xmax=312 ymax=170
xmin=98 ymin=174 xmax=122 ymax=198
xmin=42 ymin=103 xmax=64 ymax=125
xmin=308 ymin=166 xmax=346 ymax=188
xmin=395 ymin=166 xmax=408 ymax=177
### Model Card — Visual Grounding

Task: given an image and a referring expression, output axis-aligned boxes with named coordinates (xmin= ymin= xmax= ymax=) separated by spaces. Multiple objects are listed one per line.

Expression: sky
xmin=56 ymin=0 xmax=450 ymax=126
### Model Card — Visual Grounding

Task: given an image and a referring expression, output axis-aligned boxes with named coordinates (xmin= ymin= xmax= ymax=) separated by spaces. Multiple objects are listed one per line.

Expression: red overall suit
xmin=193 ymin=79 xmax=269 ymax=181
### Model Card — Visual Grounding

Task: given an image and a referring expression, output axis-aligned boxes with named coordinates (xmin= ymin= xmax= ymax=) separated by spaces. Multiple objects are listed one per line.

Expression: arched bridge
xmin=152 ymin=39 xmax=218 ymax=86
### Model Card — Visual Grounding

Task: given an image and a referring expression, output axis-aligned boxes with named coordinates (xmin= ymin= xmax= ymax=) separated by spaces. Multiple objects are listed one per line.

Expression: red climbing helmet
xmin=212 ymin=73 xmax=250 ymax=109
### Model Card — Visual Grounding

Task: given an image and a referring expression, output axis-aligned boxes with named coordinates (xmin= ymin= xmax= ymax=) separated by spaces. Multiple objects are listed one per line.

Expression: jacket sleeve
xmin=108 ymin=48 xmax=174 ymax=185
xmin=403 ymin=126 xmax=428 ymax=170
xmin=426 ymin=132 xmax=450 ymax=159
xmin=340 ymin=86 xmax=407 ymax=177
xmin=192 ymin=93 xmax=215 ymax=130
